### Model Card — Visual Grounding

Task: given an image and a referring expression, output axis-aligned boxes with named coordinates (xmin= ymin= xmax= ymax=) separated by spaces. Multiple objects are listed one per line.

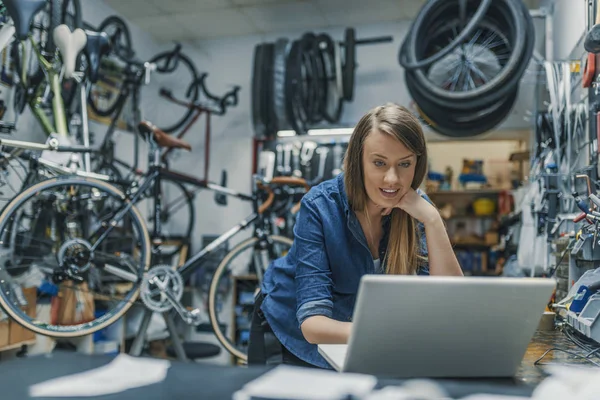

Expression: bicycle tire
xmin=0 ymin=176 xmax=151 ymax=338
xmin=251 ymin=44 xmax=267 ymax=138
xmin=273 ymin=38 xmax=291 ymax=132
xmin=149 ymin=50 xmax=199 ymax=134
xmin=98 ymin=15 xmax=134 ymax=62
xmin=207 ymin=235 xmax=293 ymax=362
xmin=342 ymin=28 xmax=356 ymax=102
xmin=407 ymin=0 xmax=531 ymax=107
xmin=319 ymin=34 xmax=343 ymax=124
xmin=142 ymin=177 xmax=195 ymax=258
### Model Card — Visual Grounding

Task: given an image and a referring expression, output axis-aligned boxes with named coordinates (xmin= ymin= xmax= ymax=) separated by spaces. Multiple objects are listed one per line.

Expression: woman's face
xmin=362 ymin=130 xmax=416 ymax=210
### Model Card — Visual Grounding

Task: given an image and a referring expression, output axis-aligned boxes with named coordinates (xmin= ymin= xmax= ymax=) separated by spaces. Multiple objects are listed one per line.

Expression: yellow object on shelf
xmin=472 ymin=198 xmax=495 ymax=216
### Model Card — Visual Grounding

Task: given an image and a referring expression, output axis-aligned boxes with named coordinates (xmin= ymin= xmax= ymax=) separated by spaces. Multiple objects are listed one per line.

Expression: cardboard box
xmin=0 ymin=321 xmax=9 ymax=348
xmin=8 ymin=287 xmax=37 ymax=345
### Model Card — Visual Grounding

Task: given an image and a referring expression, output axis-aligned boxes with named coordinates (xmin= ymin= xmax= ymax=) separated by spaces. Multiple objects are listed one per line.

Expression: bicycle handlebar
xmin=254 ymin=176 xmax=311 ymax=215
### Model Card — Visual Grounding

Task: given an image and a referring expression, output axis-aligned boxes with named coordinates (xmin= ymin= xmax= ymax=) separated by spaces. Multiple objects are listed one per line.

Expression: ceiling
xmin=103 ymin=0 xmax=543 ymax=43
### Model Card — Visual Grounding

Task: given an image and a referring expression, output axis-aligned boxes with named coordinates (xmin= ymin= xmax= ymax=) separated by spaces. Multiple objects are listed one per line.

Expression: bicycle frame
xmin=21 ymin=36 xmax=68 ymax=137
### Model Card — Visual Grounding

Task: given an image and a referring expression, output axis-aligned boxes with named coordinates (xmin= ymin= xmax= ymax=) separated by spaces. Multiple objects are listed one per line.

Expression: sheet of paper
xmin=233 ymin=364 xmax=377 ymax=400
xmin=29 ymin=354 xmax=170 ymax=397
xmin=318 ymin=344 xmax=348 ymax=370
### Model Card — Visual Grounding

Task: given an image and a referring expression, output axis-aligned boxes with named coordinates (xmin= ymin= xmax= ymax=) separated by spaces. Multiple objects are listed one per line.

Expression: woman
xmin=248 ymin=103 xmax=463 ymax=369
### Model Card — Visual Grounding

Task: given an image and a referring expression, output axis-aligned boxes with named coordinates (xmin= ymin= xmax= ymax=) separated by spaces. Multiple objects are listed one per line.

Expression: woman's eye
xmin=374 ymin=160 xmax=385 ymax=167
xmin=400 ymin=162 xmax=411 ymax=168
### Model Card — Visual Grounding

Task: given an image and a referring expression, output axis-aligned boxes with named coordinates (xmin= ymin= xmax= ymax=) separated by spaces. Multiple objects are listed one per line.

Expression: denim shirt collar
xmin=336 ymin=173 xmax=391 ymax=263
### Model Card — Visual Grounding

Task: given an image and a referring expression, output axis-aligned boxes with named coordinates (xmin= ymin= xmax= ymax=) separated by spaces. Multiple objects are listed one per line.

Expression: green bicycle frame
xmin=22 ymin=36 xmax=69 ymax=138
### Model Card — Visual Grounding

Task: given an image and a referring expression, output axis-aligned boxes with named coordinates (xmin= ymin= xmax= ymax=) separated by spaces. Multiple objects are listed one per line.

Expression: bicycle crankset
xmin=140 ymin=265 xmax=202 ymax=325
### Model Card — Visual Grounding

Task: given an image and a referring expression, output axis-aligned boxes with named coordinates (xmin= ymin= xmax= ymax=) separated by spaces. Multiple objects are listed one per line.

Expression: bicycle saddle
xmin=53 ymin=24 xmax=86 ymax=79
xmin=2 ymin=0 xmax=46 ymax=41
xmin=83 ymin=30 xmax=110 ymax=84
xmin=138 ymin=121 xmax=192 ymax=151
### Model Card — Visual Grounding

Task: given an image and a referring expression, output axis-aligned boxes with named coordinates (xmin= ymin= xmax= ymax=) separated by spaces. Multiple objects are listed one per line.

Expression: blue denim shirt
xmin=259 ymin=173 xmax=430 ymax=368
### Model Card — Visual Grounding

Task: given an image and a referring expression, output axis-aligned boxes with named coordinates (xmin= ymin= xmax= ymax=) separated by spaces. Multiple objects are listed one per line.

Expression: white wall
xmin=545 ymin=0 xmax=587 ymax=61
xmin=144 ymin=17 xmax=546 ymax=253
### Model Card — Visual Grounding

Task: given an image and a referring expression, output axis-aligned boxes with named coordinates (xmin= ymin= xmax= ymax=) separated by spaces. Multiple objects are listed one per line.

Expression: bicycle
xmin=0 ymin=120 xmax=308 ymax=363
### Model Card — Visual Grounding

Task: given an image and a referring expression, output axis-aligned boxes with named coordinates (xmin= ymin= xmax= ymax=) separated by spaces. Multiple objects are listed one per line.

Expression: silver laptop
xmin=318 ymin=275 xmax=555 ymax=378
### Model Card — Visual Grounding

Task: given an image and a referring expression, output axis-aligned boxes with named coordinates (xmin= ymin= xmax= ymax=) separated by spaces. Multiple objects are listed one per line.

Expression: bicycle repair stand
xmin=129 ymin=309 xmax=188 ymax=362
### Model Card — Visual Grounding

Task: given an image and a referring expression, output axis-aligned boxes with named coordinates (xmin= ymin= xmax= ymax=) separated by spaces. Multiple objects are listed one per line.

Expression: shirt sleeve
xmin=416 ymin=189 xmax=431 ymax=275
xmin=293 ymin=197 xmax=334 ymax=327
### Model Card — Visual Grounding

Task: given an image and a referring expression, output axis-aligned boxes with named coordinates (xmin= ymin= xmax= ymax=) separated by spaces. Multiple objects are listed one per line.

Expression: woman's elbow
xmin=300 ymin=319 xmax=318 ymax=344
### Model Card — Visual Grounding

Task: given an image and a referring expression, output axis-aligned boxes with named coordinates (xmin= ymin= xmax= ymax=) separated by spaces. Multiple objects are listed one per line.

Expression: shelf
xmin=444 ymin=215 xmax=496 ymax=220
xmin=427 ymin=189 xmax=504 ymax=196
xmin=0 ymin=339 xmax=36 ymax=353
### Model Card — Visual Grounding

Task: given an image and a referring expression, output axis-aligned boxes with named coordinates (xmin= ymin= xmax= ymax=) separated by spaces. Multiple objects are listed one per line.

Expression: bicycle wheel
xmin=147 ymin=51 xmax=199 ymax=134
xmin=0 ymin=176 xmax=151 ymax=338
xmin=136 ymin=177 xmax=195 ymax=258
xmin=207 ymin=235 xmax=292 ymax=363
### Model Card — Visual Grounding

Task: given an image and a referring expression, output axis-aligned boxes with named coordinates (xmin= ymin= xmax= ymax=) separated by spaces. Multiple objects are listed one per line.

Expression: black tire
xmin=342 ymin=28 xmax=356 ymax=102
xmin=251 ymin=44 xmax=267 ymax=138
xmin=319 ymin=34 xmax=343 ymax=124
xmin=207 ymin=235 xmax=293 ymax=362
xmin=273 ymin=38 xmax=290 ymax=132
xmin=138 ymin=177 xmax=195 ymax=258
xmin=0 ymin=176 xmax=151 ymax=338
xmin=401 ymin=0 xmax=534 ymax=137
xmin=98 ymin=15 xmax=134 ymax=62
xmin=87 ymin=58 xmax=129 ymax=118
xmin=149 ymin=51 xmax=199 ymax=134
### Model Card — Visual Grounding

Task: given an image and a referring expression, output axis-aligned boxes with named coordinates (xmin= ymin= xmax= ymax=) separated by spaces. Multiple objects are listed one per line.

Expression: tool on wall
xmin=292 ymin=141 xmax=302 ymax=177
xmin=283 ymin=143 xmax=292 ymax=175
xmin=276 ymin=144 xmax=284 ymax=174
xmin=316 ymin=146 xmax=329 ymax=181
xmin=300 ymin=141 xmax=317 ymax=178
xmin=332 ymin=141 xmax=343 ymax=176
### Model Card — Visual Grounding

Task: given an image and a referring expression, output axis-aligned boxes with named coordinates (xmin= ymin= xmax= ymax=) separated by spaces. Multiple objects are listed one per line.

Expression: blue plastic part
xmin=570 ymin=285 xmax=597 ymax=313
xmin=458 ymin=173 xmax=487 ymax=184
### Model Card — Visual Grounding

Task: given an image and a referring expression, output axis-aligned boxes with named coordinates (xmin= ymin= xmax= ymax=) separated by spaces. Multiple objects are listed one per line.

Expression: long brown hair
xmin=344 ymin=103 xmax=428 ymax=275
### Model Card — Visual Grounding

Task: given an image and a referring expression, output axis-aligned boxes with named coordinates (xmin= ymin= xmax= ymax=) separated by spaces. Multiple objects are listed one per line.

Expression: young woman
xmin=247 ymin=103 xmax=463 ymax=369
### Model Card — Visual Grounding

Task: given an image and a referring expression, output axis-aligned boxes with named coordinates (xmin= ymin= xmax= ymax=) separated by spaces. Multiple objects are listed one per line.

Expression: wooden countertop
xmin=516 ymin=328 xmax=596 ymax=386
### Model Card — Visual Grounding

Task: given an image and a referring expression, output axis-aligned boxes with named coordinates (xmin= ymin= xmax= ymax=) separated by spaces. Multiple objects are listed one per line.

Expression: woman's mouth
xmin=379 ymin=188 xmax=399 ymax=199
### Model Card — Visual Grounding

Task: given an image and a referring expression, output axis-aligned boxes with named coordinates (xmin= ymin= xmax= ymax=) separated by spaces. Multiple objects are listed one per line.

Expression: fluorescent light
xmin=276 ymin=130 xmax=297 ymax=137
xmin=307 ymin=128 xmax=354 ymax=136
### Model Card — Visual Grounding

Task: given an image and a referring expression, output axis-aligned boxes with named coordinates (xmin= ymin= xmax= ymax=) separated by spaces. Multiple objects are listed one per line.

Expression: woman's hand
xmin=381 ymin=189 xmax=440 ymax=225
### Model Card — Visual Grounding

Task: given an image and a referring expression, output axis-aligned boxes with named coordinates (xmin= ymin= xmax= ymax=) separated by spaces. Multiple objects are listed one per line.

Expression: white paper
xmin=459 ymin=395 xmax=531 ymax=400
xmin=29 ymin=354 xmax=171 ymax=397
xmin=531 ymin=365 xmax=600 ymax=400
xmin=233 ymin=365 xmax=377 ymax=400
xmin=318 ymin=344 xmax=348 ymax=370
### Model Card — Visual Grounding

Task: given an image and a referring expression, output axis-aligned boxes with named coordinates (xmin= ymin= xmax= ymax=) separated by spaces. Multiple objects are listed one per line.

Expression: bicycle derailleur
xmin=140 ymin=265 xmax=202 ymax=325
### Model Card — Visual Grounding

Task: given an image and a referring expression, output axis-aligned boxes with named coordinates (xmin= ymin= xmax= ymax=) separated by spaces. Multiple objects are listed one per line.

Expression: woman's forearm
xmin=424 ymin=215 xmax=464 ymax=276
xmin=300 ymin=315 xmax=352 ymax=344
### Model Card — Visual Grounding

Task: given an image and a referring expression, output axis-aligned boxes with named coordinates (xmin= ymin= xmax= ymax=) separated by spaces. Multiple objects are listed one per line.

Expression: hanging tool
xmin=292 ymin=141 xmax=302 ymax=177
xmin=300 ymin=141 xmax=317 ymax=179
xmin=331 ymin=141 xmax=343 ymax=176
xmin=316 ymin=146 xmax=329 ymax=181
xmin=276 ymin=144 xmax=284 ymax=175
xmin=283 ymin=143 xmax=292 ymax=175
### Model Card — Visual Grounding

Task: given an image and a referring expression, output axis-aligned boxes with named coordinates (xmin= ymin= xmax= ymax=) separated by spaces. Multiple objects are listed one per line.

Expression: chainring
xmin=140 ymin=265 xmax=184 ymax=313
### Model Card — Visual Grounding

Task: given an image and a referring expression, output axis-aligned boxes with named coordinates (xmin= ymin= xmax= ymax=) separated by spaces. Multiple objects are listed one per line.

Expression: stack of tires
xmin=398 ymin=0 xmax=535 ymax=138
xmin=252 ymin=29 xmax=357 ymax=138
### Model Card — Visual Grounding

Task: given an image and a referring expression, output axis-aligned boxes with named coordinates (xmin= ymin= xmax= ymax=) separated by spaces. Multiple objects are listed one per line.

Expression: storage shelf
xmin=0 ymin=339 xmax=36 ymax=353
xmin=427 ymin=189 xmax=503 ymax=196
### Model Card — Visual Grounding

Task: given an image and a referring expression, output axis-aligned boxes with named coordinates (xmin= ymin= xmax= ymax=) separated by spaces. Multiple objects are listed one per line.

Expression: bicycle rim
xmin=207 ymin=235 xmax=292 ymax=363
xmin=148 ymin=51 xmax=199 ymax=134
xmin=0 ymin=176 xmax=151 ymax=338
